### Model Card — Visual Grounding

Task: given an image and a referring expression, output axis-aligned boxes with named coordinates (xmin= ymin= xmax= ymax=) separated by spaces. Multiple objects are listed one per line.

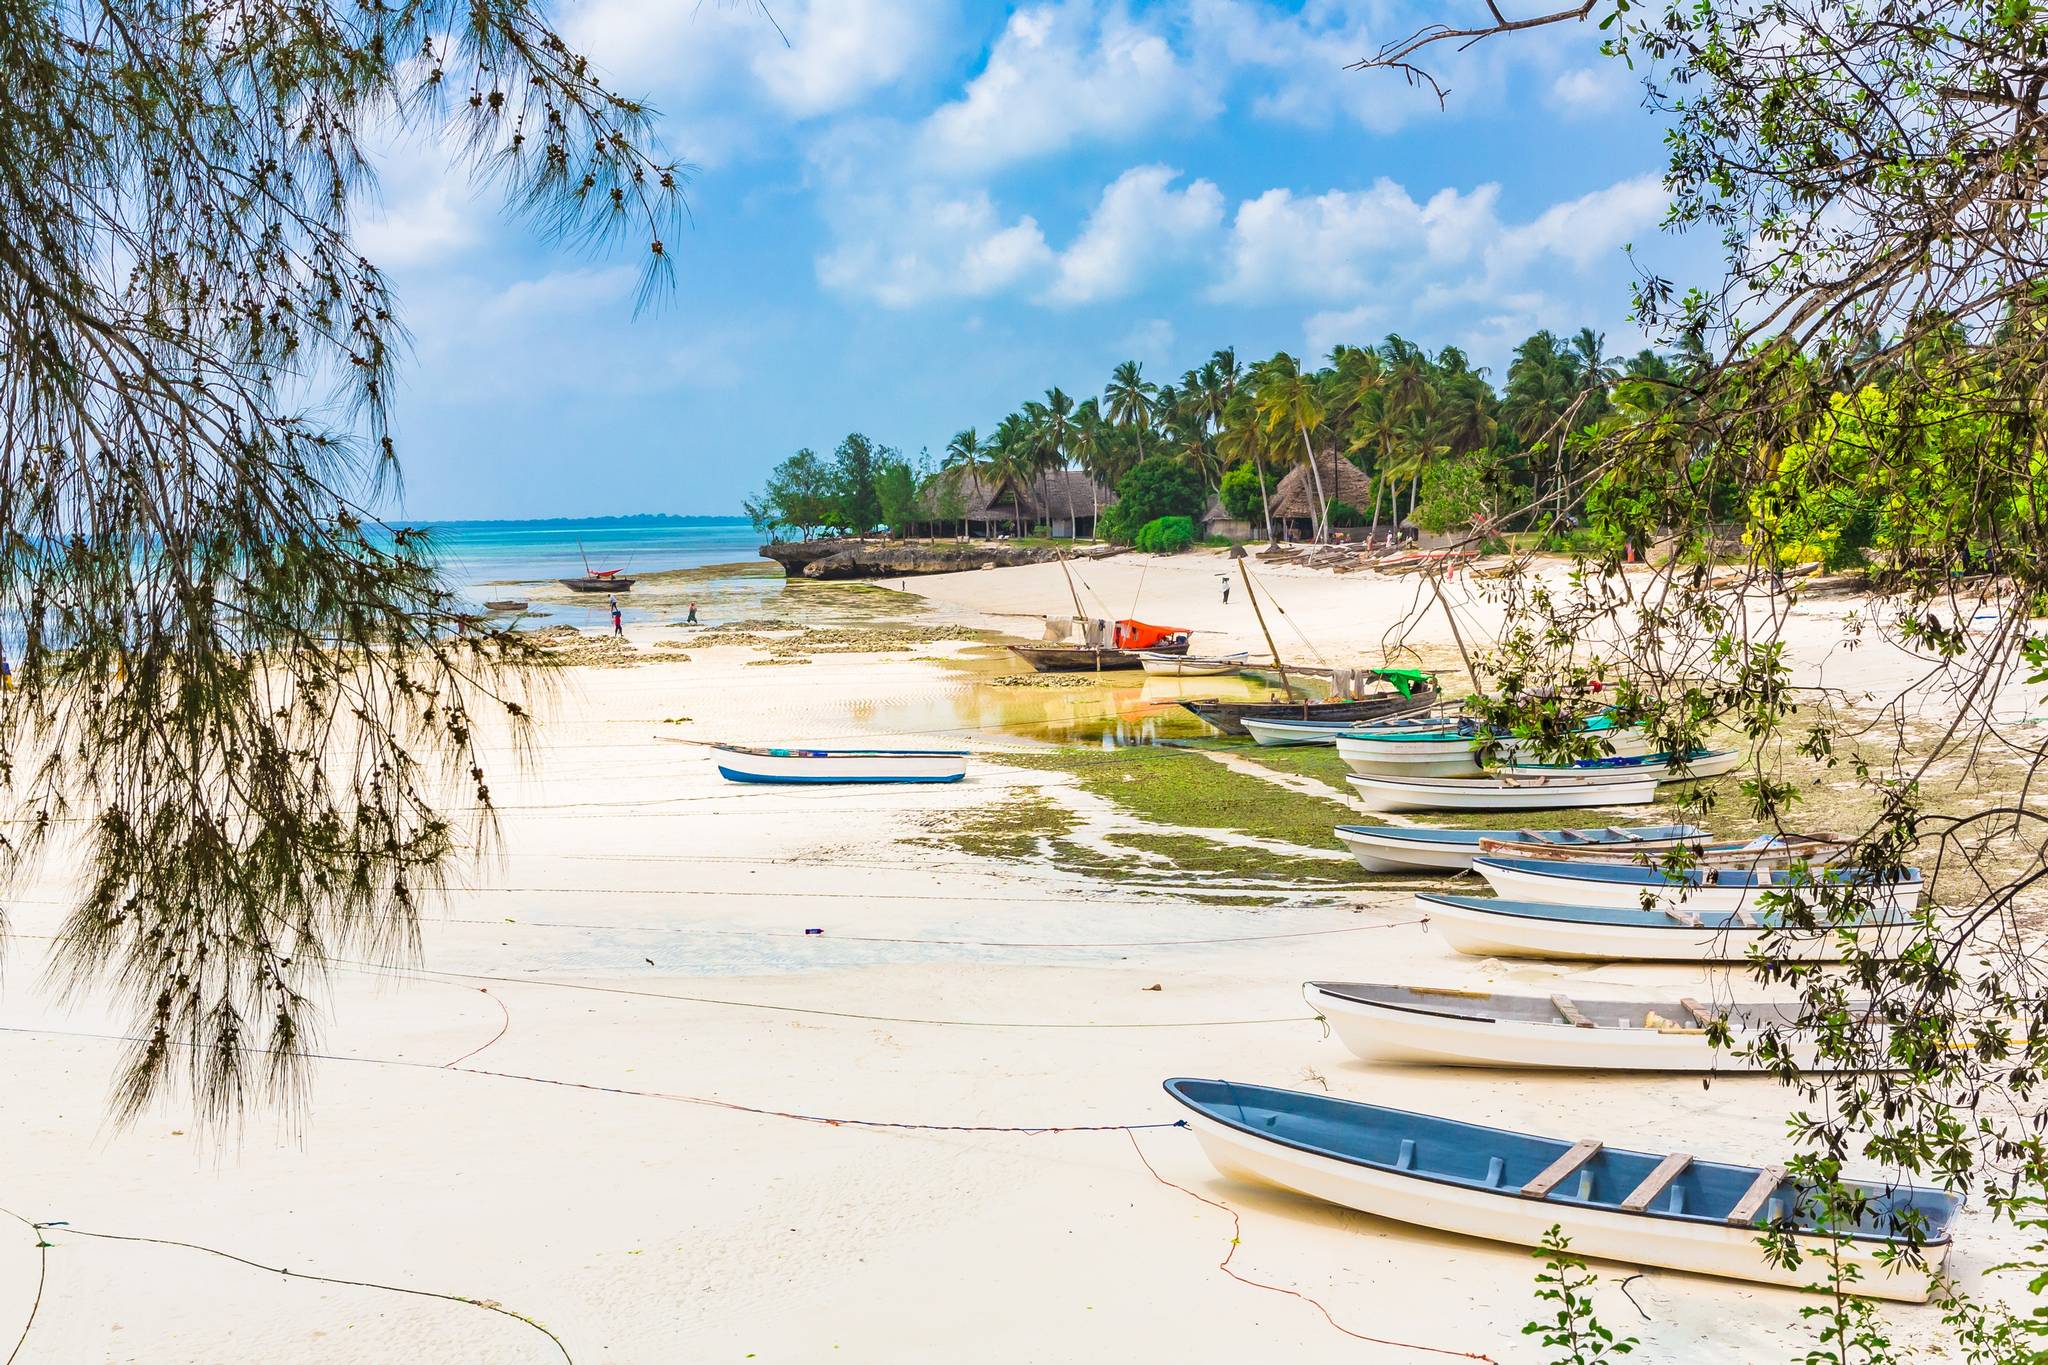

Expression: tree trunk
xmin=1369 ymin=478 xmax=1383 ymax=537
xmin=1254 ymin=460 xmax=1274 ymax=546
xmin=1300 ymin=428 xmax=1328 ymax=543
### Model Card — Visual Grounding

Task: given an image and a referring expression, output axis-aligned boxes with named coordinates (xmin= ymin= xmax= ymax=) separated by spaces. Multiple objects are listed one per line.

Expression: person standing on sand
xmin=1220 ymin=576 xmax=1230 ymax=604
xmin=611 ymin=603 xmax=623 ymax=636
xmin=686 ymin=601 xmax=698 ymax=624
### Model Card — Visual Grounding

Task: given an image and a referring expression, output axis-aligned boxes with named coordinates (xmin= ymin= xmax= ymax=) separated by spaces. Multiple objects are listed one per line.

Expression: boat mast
xmin=1234 ymin=548 xmax=1294 ymax=699
xmin=1057 ymin=553 xmax=1100 ymax=673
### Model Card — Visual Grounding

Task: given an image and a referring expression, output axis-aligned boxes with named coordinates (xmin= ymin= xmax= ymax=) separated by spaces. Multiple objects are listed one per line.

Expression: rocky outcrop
xmin=758 ymin=538 xmax=1123 ymax=580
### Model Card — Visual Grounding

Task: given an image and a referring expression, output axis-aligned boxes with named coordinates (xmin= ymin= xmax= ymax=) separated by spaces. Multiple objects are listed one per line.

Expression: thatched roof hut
xmin=934 ymin=468 xmax=1115 ymax=534
xmin=1266 ymin=457 xmax=1378 ymax=524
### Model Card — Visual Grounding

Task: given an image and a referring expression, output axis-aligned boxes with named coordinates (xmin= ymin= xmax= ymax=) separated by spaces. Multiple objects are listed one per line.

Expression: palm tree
xmin=944 ymin=427 xmax=982 ymax=538
xmin=1068 ymin=398 xmax=1108 ymax=539
xmin=1104 ymin=360 xmax=1158 ymax=459
xmin=1216 ymin=390 xmax=1274 ymax=544
xmin=1255 ymin=354 xmax=1330 ymax=542
xmin=989 ymin=412 xmax=1034 ymax=536
xmin=1349 ymin=398 xmax=1400 ymax=537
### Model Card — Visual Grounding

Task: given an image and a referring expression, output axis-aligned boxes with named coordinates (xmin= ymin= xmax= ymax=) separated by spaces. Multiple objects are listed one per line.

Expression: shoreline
xmin=0 ymin=558 xmax=2031 ymax=1361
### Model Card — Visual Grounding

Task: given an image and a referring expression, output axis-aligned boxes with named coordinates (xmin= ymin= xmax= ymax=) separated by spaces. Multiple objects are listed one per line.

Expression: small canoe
xmin=1417 ymin=892 xmax=1914 ymax=961
xmin=1339 ymin=721 xmax=1651 ymax=779
xmin=1471 ymin=856 xmax=1925 ymax=916
xmin=1495 ymin=748 xmax=1743 ymax=784
xmin=1333 ymin=823 xmax=1707 ymax=873
xmin=1474 ymin=832 xmax=1841 ymax=867
xmin=482 ymin=599 xmax=529 ymax=612
xmin=1163 ymin=1078 xmax=1955 ymax=1300
xmin=712 ymin=744 xmax=968 ymax=785
xmin=1180 ymin=685 xmax=1439 ymax=736
xmin=1139 ymin=651 xmax=1248 ymax=677
xmin=1307 ymin=982 xmax=1872 ymax=1072
xmin=1242 ymin=715 xmax=1449 ymax=747
xmin=1347 ymin=772 xmax=1660 ymax=813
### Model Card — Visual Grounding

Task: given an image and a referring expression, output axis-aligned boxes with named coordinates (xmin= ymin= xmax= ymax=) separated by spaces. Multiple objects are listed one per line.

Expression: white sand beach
xmin=0 ymin=552 xmax=2027 ymax=1363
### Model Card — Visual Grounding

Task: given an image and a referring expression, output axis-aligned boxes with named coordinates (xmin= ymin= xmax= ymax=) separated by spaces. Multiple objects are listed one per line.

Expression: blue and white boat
xmin=1241 ymin=715 xmax=1448 ymax=747
xmin=1333 ymin=823 xmax=1706 ymax=873
xmin=1495 ymin=747 xmax=1743 ymax=784
xmin=712 ymin=743 xmax=968 ymax=784
xmin=1471 ymin=856 xmax=1924 ymax=916
xmin=1418 ymin=892 xmax=1915 ymax=961
xmin=1337 ymin=714 xmax=1649 ymax=778
xmin=1163 ymin=1078 xmax=1956 ymax=1300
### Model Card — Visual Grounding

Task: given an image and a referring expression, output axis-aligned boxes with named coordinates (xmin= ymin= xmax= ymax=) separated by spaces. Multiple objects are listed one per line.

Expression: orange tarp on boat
xmin=1112 ymin=619 xmax=1190 ymax=649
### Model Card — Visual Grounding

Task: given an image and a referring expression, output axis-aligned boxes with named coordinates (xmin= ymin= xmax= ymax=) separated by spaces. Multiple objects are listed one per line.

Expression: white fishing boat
xmin=1242 ymin=714 xmax=1450 ymax=747
xmin=1470 ymin=856 xmax=1925 ymax=916
xmin=1347 ymin=771 xmax=1661 ymax=813
xmin=711 ymin=744 xmax=969 ymax=785
xmin=1164 ymin=1079 xmax=1954 ymax=1301
xmin=1418 ymin=892 xmax=1914 ymax=962
xmin=1337 ymin=722 xmax=1652 ymax=779
xmin=1495 ymin=748 xmax=1743 ymax=784
xmin=1474 ymin=832 xmax=1842 ymax=868
xmin=1138 ymin=650 xmax=1248 ymax=677
xmin=1332 ymin=823 xmax=1708 ymax=873
xmin=1306 ymin=982 xmax=1866 ymax=1072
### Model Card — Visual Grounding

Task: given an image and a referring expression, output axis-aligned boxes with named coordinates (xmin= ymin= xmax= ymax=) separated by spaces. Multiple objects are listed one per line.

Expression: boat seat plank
xmin=1520 ymin=1139 xmax=1602 ymax=1199
xmin=1606 ymin=826 xmax=1641 ymax=841
xmin=1550 ymin=994 xmax=1596 ymax=1029
xmin=1662 ymin=906 xmax=1703 ymax=927
xmin=1679 ymin=997 xmax=1719 ymax=1029
xmin=1726 ymin=1165 xmax=1788 ymax=1225
xmin=1518 ymin=828 xmax=1547 ymax=842
xmin=1621 ymin=1153 xmax=1694 ymax=1212
xmin=1734 ymin=908 xmax=1763 ymax=928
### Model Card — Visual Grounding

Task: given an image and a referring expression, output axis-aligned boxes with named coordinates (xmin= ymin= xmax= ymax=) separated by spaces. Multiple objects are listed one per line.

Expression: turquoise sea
xmin=422 ymin=515 xmax=759 ymax=591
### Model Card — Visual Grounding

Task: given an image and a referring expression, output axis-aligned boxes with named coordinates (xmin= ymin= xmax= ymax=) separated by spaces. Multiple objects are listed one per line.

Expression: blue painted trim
xmin=718 ymin=767 xmax=966 ymax=785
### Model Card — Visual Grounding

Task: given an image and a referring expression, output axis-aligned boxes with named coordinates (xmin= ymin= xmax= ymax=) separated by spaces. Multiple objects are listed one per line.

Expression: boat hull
xmin=561 ymin=577 xmax=635 ymax=593
xmin=1180 ymin=691 xmax=1438 ymax=736
xmin=1308 ymin=984 xmax=1838 ymax=1072
xmin=712 ymin=746 xmax=968 ymax=785
xmin=1347 ymin=774 xmax=1660 ymax=813
xmin=1333 ymin=824 xmax=1706 ymax=874
xmin=1498 ymin=747 xmax=1743 ymax=785
xmin=1471 ymin=858 xmax=1925 ymax=916
xmin=1339 ymin=730 xmax=1656 ymax=779
xmin=1008 ymin=645 xmax=1157 ymax=672
xmin=1139 ymin=652 xmax=1246 ymax=677
xmin=1419 ymin=895 xmax=1904 ymax=962
xmin=1174 ymin=1105 xmax=1940 ymax=1301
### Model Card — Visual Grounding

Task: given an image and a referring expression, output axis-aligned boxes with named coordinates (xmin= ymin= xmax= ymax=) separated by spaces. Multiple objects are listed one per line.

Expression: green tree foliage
xmin=873 ymin=455 xmax=921 ymax=536
xmin=1132 ymin=515 xmax=1195 ymax=554
xmin=1324 ymin=499 xmax=1364 ymax=528
xmin=1099 ymin=458 xmax=1203 ymax=543
xmin=1524 ymin=1227 xmax=1637 ymax=1364
xmin=759 ymin=449 xmax=838 ymax=541
xmin=831 ymin=433 xmax=887 ymax=534
xmin=1218 ymin=464 xmax=1266 ymax=522
xmin=0 ymin=0 xmax=700 ymax=1122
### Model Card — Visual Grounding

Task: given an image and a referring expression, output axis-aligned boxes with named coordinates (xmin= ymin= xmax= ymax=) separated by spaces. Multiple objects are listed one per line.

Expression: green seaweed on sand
xmin=929 ymin=788 xmax=1079 ymax=862
xmin=986 ymin=747 xmax=1359 ymax=847
xmin=1184 ymin=739 xmax=1358 ymax=796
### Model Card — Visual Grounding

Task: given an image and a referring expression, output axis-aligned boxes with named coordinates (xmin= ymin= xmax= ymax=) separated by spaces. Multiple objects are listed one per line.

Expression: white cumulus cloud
xmin=1046 ymin=165 xmax=1225 ymax=305
xmin=816 ymin=188 xmax=1054 ymax=306
xmin=918 ymin=1 xmax=1215 ymax=172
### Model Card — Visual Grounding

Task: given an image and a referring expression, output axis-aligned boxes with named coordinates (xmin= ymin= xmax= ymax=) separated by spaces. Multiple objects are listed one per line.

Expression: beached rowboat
xmin=711 ymin=744 xmax=968 ymax=785
xmin=1474 ymin=832 xmax=1841 ymax=868
xmin=1332 ymin=823 xmax=1706 ymax=873
xmin=1347 ymin=771 xmax=1661 ymax=812
xmin=1179 ymin=668 xmax=1437 ymax=735
xmin=1138 ymin=651 xmax=1248 ymax=677
xmin=1163 ymin=1079 xmax=1954 ymax=1300
xmin=1242 ymin=715 xmax=1450 ymax=747
xmin=1470 ymin=856 xmax=1924 ymax=916
xmin=1306 ymin=982 xmax=1867 ymax=1072
xmin=1417 ymin=892 xmax=1913 ymax=961
xmin=1337 ymin=719 xmax=1651 ymax=779
xmin=1495 ymin=748 xmax=1743 ymax=784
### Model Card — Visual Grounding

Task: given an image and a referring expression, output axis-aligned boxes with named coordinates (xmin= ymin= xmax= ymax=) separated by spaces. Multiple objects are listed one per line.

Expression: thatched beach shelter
xmin=941 ymin=469 xmax=1116 ymax=538
xmin=1266 ymin=457 xmax=1379 ymax=540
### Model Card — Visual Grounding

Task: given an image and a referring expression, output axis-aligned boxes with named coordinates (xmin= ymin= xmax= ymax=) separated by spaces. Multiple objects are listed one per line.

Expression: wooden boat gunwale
xmin=712 ymin=742 xmax=969 ymax=760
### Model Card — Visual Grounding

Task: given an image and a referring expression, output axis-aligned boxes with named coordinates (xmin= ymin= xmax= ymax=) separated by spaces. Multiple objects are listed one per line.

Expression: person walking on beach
xmin=1220 ymin=576 xmax=1230 ymax=604
xmin=686 ymin=601 xmax=698 ymax=624
xmin=610 ymin=601 xmax=623 ymax=636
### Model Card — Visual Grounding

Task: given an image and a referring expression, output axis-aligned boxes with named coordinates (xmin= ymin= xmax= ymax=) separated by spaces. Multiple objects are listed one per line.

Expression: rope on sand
xmin=1123 ymin=1131 xmax=1500 ymax=1362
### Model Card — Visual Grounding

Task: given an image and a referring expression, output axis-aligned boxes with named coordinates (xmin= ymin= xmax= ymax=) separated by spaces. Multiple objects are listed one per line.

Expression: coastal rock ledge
xmin=758 ymin=539 xmax=1122 ymax=580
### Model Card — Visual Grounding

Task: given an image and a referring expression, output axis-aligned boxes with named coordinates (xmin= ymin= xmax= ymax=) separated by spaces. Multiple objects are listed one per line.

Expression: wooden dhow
xmin=1163 ymin=1079 xmax=1955 ymax=1301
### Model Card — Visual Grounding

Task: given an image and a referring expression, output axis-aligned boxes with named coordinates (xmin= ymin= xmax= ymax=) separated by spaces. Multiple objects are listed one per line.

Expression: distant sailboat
xmin=561 ymin=539 xmax=636 ymax=593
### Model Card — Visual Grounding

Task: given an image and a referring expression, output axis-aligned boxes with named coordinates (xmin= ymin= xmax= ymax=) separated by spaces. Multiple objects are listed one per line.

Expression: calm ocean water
xmin=421 ymin=515 xmax=759 ymax=592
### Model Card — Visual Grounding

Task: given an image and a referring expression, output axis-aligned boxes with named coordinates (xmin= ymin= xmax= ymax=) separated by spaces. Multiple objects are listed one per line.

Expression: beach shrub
xmin=1219 ymin=464 xmax=1266 ymax=521
xmin=1133 ymin=515 xmax=1195 ymax=554
xmin=1324 ymin=498 xmax=1364 ymax=528
xmin=1101 ymin=458 xmax=1204 ymax=542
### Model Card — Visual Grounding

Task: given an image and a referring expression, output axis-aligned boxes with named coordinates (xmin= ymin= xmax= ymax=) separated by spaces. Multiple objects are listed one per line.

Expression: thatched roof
xmin=940 ymin=468 xmax=1115 ymax=521
xmin=1267 ymin=456 xmax=1377 ymax=518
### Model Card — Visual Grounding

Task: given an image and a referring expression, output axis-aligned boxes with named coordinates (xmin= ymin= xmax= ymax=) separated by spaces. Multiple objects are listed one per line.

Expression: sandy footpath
xmin=0 ymin=558 xmax=2028 ymax=1363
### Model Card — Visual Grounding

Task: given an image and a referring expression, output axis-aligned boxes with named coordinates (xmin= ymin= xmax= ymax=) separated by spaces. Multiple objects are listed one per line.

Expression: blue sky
xmin=369 ymin=1 xmax=1704 ymax=520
